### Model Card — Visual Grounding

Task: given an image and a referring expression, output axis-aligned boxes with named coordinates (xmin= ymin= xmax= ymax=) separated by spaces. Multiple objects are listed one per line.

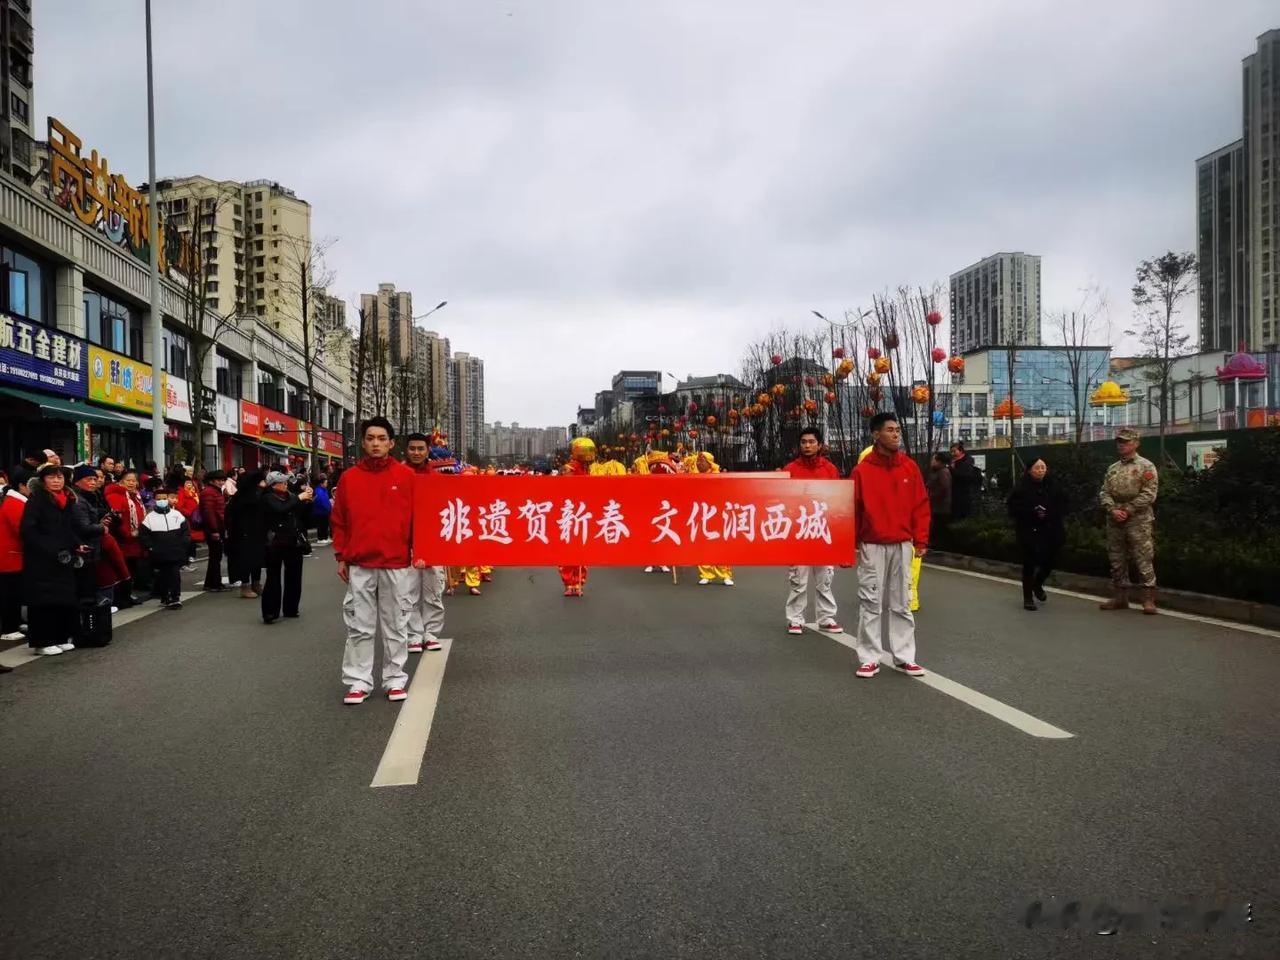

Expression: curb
xmin=924 ymin=551 xmax=1280 ymax=631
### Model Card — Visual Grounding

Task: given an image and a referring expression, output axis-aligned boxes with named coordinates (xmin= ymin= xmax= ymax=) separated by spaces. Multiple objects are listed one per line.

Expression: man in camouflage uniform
xmin=1098 ymin=428 xmax=1159 ymax=614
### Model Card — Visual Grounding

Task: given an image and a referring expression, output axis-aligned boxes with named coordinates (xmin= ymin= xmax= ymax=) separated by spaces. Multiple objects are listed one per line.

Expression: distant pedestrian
xmin=782 ymin=427 xmax=841 ymax=635
xmin=333 ymin=417 xmax=417 ymax=705
xmin=105 ymin=469 xmax=149 ymax=604
xmin=140 ymin=489 xmax=190 ymax=610
xmin=20 ymin=463 xmax=84 ymax=655
xmin=226 ymin=471 xmax=266 ymax=599
xmin=1007 ymin=459 xmax=1068 ymax=611
xmin=851 ymin=413 xmax=930 ymax=679
xmin=200 ymin=470 xmax=229 ymax=592
xmin=1098 ymin=428 xmax=1159 ymax=614
xmin=175 ymin=475 xmax=204 ymax=569
xmin=948 ymin=442 xmax=982 ymax=520
xmin=311 ymin=475 xmax=333 ymax=545
xmin=0 ymin=467 xmax=31 ymax=641
xmin=925 ymin=453 xmax=952 ymax=544
xmin=260 ymin=471 xmax=313 ymax=624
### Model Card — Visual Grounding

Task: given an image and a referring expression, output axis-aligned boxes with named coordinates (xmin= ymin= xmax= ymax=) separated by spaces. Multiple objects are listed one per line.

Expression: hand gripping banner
xmin=412 ymin=475 xmax=855 ymax=567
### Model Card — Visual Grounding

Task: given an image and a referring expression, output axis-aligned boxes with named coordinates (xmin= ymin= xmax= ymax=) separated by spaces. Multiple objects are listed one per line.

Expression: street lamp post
xmin=144 ymin=0 xmax=164 ymax=469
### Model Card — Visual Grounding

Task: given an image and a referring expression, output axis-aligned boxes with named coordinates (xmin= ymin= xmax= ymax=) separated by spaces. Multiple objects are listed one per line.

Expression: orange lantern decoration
xmin=836 ymin=359 xmax=855 ymax=378
xmin=617 ymin=433 xmax=625 ymax=441
xmin=947 ymin=355 xmax=965 ymax=374
xmin=821 ymin=373 xmax=834 ymax=387
xmin=874 ymin=356 xmax=892 ymax=375
xmin=771 ymin=383 xmax=786 ymax=396
xmin=803 ymin=398 xmax=818 ymax=413
xmin=869 ymin=387 xmax=883 ymax=402
xmin=705 ymin=415 xmax=717 ymax=427
xmin=824 ymin=391 xmax=836 ymax=404
xmin=760 ymin=395 xmax=772 ymax=407
xmin=660 ymin=428 xmax=670 ymax=437
xmin=866 ymin=371 xmax=881 ymax=386
xmin=911 ymin=385 xmax=931 ymax=405
xmin=993 ymin=396 xmax=1025 ymax=419
xmin=757 ymin=392 xmax=769 ymax=404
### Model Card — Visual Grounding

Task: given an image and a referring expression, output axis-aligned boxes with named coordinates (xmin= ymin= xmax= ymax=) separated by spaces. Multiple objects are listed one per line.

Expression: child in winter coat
xmin=140 ymin=489 xmax=191 ymax=610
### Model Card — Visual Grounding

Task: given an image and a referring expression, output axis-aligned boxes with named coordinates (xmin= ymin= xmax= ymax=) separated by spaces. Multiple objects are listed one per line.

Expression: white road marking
xmin=924 ymin=564 xmax=1280 ymax=639
xmin=0 ymin=591 xmax=204 ymax=669
xmin=370 ymin=639 xmax=454 ymax=788
xmin=805 ymin=623 xmax=1074 ymax=740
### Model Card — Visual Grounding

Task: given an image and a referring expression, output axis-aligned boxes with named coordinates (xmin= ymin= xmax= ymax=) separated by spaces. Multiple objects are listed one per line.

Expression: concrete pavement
xmin=1 ymin=552 xmax=1276 ymax=959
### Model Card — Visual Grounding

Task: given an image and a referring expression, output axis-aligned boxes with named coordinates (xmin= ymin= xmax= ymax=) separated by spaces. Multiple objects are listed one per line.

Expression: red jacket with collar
xmin=0 ymin=490 xmax=28 ymax=573
xmin=851 ymin=448 xmax=931 ymax=550
xmin=104 ymin=482 xmax=146 ymax=558
xmin=784 ymin=455 xmax=840 ymax=479
xmin=332 ymin=456 xmax=415 ymax=568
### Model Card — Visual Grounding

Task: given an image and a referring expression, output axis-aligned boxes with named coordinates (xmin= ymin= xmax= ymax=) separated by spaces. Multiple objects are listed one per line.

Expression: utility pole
xmin=145 ymin=0 xmax=164 ymax=469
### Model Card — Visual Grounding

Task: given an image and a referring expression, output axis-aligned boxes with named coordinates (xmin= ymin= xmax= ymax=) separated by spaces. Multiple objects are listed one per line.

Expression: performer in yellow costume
xmin=858 ymin=445 xmax=921 ymax=612
xmin=560 ymin=437 xmax=606 ymax=596
xmin=632 ymin=449 xmax=677 ymax=574
xmin=683 ymin=451 xmax=733 ymax=586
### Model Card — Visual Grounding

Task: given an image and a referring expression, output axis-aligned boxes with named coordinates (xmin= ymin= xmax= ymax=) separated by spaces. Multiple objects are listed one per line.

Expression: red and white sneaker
xmin=891 ymin=661 xmax=926 ymax=677
xmin=819 ymin=621 xmax=843 ymax=633
xmin=787 ymin=623 xmax=804 ymax=635
xmin=343 ymin=687 xmax=370 ymax=705
xmin=407 ymin=639 xmax=424 ymax=654
xmin=425 ymin=638 xmax=443 ymax=652
xmin=855 ymin=662 xmax=880 ymax=679
xmin=386 ymin=688 xmax=408 ymax=702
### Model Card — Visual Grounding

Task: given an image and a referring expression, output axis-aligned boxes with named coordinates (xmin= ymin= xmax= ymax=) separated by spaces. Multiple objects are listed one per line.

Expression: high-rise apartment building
xmin=153 ymin=176 xmax=312 ymax=339
xmin=0 ymin=0 xmax=34 ymax=183
xmin=948 ymin=252 xmax=1042 ymax=355
xmin=360 ymin=283 xmax=414 ymax=366
xmin=1196 ymin=141 xmax=1250 ymax=350
xmin=314 ymin=290 xmax=346 ymax=337
xmin=1244 ymin=29 xmax=1280 ymax=346
xmin=451 ymin=352 xmax=485 ymax=460
xmin=413 ymin=328 xmax=452 ymax=430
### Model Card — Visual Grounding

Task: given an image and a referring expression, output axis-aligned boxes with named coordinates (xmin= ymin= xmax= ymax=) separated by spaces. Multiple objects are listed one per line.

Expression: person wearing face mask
xmin=139 ymin=489 xmax=191 ymax=610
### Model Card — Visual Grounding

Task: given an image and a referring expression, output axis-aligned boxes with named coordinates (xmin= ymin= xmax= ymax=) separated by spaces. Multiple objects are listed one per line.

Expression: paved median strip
xmin=805 ymin=623 xmax=1074 ymax=740
xmin=370 ymin=639 xmax=454 ymax=788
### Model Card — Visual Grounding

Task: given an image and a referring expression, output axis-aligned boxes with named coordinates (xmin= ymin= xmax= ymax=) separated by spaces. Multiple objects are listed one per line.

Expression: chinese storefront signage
xmin=0 ymin=314 xmax=88 ymax=397
xmin=164 ymin=377 xmax=192 ymax=424
xmin=88 ymin=346 xmax=155 ymax=414
xmin=215 ymin=395 xmax=240 ymax=434
xmin=412 ymin=476 xmax=856 ymax=567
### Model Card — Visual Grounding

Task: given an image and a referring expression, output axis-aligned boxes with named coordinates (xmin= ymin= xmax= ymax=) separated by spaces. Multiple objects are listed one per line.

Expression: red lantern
xmin=705 ymin=415 xmax=717 ymax=426
xmin=824 ymin=391 xmax=836 ymax=404
xmin=688 ymin=402 xmax=698 ymax=414
xmin=947 ymin=356 xmax=965 ymax=374
xmin=804 ymin=376 xmax=815 ymax=387
xmin=884 ymin=331 xmax=900 ymax=349
xmin=926 ymin=310 xmax=943 ymax=326
xmin=833 ymin=347 xmax=845 ymax=359
xmin=770 ymin=354 xmax=783 ymax=366
xmin=630 ymin=433 xmax=639 ymax=441
xmin=658 ymin=405 xmax=667 ymax=414
xmin=867 ymin=347 xmax=881 ymax=360
xmin=688 ymin=428 xmax=699 ymax=439
xmin=931 ymin=347 xmax=947 ymax=363
xmin=860 ymin=405 xmax=876 ymax=418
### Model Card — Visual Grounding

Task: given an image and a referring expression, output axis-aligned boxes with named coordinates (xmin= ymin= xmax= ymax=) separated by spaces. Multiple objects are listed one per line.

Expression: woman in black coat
xmin=259 ymin=472 xmax=315 ymax=624
xmin=20 ymin=464 xmax=87 ymax=655
xmin=225 ymin=470 xmax=266 ymax=599
xmin=1007 ymin=458 xmax=1070 ymax=611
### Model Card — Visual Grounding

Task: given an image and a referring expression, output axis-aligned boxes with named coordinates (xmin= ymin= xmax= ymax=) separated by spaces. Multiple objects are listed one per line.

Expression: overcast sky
xmin=37 ymin=1 xmax=1277 ymax=426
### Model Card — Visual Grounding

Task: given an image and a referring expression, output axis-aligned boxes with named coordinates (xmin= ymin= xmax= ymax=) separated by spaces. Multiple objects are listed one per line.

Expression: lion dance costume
xmin=560 ymin=436 xmax=606 ymax=596
xmin=684 ymin=451 xmax=733 ymax=585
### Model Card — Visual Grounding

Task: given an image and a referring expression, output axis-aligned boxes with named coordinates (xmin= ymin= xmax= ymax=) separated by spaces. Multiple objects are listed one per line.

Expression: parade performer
xmin=459 ymin=464 xmax=485 ymax=595
xmin=860 ymin=445 xmax=922 ymax=612
xmin=560 ymin=437 xmax=604 ymax=596
xmin=632 ymin=449 xmax=677 ymax=574
xmin=689 ymin=452 xmax=733 ymax=586
xmin=402 ymin=433 xmax=444 ymax=653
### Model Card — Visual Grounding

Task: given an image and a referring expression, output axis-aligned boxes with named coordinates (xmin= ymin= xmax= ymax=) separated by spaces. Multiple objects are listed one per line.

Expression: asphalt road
xmin=1 ymin=552 xmax=1277 ymax=959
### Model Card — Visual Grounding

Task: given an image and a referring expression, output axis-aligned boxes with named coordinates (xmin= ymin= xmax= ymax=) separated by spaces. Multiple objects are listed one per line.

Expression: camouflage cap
xmin=1114 ymin=428 xmax=1141 ymax=442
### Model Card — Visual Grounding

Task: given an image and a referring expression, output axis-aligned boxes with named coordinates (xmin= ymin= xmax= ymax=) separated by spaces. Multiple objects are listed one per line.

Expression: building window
xmin=1 ymin=241 xmax=51 ymax=326
xmin=163 ymin=327 xmax=191 ymax=379
xmin=82 ymin=286 xmax=144 ymax=359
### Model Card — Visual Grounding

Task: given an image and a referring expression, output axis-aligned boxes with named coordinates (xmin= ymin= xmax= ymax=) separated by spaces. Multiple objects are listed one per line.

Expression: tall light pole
xmin=145 ymin=0 xmax=164 ymax=469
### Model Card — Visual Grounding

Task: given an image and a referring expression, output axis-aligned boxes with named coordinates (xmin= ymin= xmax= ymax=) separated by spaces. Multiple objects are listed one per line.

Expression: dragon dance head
xmin=570 ymin=437 xmax=598 ymax=463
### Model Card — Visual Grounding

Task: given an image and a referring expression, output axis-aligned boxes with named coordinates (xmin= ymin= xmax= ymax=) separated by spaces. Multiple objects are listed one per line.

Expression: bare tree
xmin=1048 ymin=285 xmax=1111 ymax=444
xmin=866 ymin=285 xmax=946 ymax=459
xmin=272 ymin=234 xmax=337 ymax=460
xmin=1125 ymin=251 xmax=1197 ymax=465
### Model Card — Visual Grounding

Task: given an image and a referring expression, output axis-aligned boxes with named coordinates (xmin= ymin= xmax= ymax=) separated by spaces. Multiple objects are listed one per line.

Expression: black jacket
xmin=139 ymin=509 xmax=192 ymax=565
xmin=70 ymin=486 xmax=107 ymax=561
xmin=950 ymin=455 xmax=983 ymax=518
xmin=226 ymin=487 xmax=267 ymax=569
xmin=262 ymin=491 xmax=311 ymax=552
xmin=19 ymin=480 xmax=83 ymax=608
xmin=1007 ymin=475 xmax=1069 ymax=549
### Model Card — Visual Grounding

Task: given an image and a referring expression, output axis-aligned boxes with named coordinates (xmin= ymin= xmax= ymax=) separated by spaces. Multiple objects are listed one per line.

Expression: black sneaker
xmin=1023 ymin=599 xmax=1037 ymax=611
xmin=165 ymin=600 xmax=183 ymax=610
xmin=1033 ymin=587 xmax=1047 ymax=602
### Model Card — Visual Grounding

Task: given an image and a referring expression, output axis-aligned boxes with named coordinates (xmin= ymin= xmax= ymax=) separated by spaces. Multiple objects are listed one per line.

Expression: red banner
xmin=239 ymin=400 xmax=262 ymax=438
xmin=412 ymin=475 xmax=855 ymax=566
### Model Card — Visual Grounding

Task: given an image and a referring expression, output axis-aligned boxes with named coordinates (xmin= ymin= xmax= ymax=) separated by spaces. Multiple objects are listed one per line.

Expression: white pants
xmin=785 ymin=565 xmax=837 ymax=626
xmin=406 ymin=565 xmax=446 ymax=642
xmin=341 ymin=565 xmax=414 ymax=692
xmin=855 ymin=542 xmax=916 ymax=667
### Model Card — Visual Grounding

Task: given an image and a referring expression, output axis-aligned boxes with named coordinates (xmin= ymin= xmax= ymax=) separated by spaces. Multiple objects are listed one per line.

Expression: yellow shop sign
xmin=88 ymin=346 xmax=156 ymax=414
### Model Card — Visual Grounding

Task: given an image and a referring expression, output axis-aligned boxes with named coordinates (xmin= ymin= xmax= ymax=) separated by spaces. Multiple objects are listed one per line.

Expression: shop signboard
xmin=215 ymin=395 xmax=239 ymax=434
xmin=240 ymin=400 xmax=262 ymax=438
xmin=88 ymin=345 xmax=155 ymax=414
xmin=315 ymin=429 xmax=344 ymax=457
xmin=0 ymin=314 xmax=89 ymax=397
xmin=164 ymin=376 xmax=192 ymax=424
xmin=259 ymin=406 xmax=306 ymax=450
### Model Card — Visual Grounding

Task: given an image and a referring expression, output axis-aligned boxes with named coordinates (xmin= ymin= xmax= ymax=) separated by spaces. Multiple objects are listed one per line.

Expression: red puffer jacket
xmin=104 ymin=482 xmax=147 ymax=559
xmin=0 ymin=490 xmax=27 ymax=573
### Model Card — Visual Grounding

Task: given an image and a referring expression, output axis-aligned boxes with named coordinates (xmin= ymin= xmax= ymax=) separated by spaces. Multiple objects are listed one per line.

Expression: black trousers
xmin=261 ymin=547 xmax=304 ymax=620
xmin=152 ymin=562 xmax=182 ymax=604
xmin=126 ymin=555 xmax=151 ymax=592
xmin=27 ymin=604 xmax=76 ymax=649
xmin=314 ymin=517 xmax=330 ymax=540
xmin=0 ymin=571 xmax=22 ymax=632
xmin=203 ymin=537 xmax=224 ymax=590
xmin=1018 ymin=538 xmax=1059 ymax=600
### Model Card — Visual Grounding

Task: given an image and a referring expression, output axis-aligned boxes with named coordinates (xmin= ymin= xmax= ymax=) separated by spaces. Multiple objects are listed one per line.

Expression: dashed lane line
xmin=805 ymin=622 xmax=1075 ymax=740
xmin=370 ymin=639 xmax=454 ymax=788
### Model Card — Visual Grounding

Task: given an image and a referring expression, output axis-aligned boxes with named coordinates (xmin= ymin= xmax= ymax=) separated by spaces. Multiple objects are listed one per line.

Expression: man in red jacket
xmin=402 ymin=432 xmax=444 ymax=654
xmin=851 ymin=412 xmax=930 ymax=678
xmin=332 ymin=417 xmax=417 ymax=705
xmin=200 ymin=470 xmax=228 ymax=592
xmin=0 ymin=467 xmax=31 ymax=641
xmin=783 ymin=427 xmax=842 ymax=635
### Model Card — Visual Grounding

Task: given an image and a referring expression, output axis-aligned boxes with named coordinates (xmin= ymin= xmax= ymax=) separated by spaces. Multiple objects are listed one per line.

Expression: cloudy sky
xmin=38 ymin=1 xmax=1277 ymax=426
